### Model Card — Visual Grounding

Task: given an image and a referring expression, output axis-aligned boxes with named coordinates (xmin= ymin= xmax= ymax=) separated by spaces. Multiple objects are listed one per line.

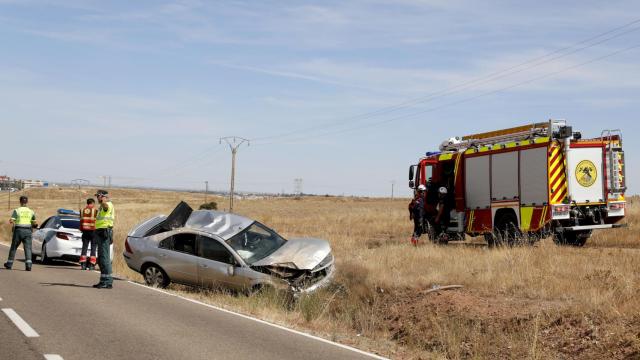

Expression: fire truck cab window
xmin=425 ymin=165 xmax=433 ymax=182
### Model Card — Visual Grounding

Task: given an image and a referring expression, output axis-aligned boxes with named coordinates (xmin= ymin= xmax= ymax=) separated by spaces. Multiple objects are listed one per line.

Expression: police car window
xmin=40 ymin=217 xmax=54 ymax=229
xmin=172 ymin=233 xmax=196 ymax=255
xmin=61 ymin=219 xmax=80 ymax=229
xmin=198 ymin=236 xmax=234 ymax=264
xmin=50 ymin=218 xmax=62 ymax=229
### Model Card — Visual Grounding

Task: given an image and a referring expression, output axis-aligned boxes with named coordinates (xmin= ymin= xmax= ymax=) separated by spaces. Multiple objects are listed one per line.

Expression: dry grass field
xmin=1 ymin=187 xmax=638 ymax=359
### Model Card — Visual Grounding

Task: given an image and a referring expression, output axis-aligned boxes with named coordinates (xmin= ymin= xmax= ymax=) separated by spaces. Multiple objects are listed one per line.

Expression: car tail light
xmin=125 ymin=238 xmax=133 ymax=254
xmin=57 ymin=232 xmax=73 ymax=240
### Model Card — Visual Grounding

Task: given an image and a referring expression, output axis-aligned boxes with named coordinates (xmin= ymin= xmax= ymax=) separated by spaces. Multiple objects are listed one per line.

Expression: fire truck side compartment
xmin=464 ymin=155 xmax=490 ymax=209
xmin=491 ymin=152 xmax=519 ymax=201
xmin=519 ymin=147 xmax=548 ymax=206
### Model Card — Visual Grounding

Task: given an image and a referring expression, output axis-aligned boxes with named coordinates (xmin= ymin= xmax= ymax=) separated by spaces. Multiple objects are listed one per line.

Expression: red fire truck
xmin=408 ymin=120 xmax=626 ymax=246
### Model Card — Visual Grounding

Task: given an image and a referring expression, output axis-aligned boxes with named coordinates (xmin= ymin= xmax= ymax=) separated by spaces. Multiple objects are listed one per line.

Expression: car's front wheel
xmin=143 ymin=265 xmax=169 ymax=288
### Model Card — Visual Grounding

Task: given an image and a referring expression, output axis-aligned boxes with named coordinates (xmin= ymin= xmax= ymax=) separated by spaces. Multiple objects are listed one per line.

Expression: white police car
xmin=31 ymin=209 xmax=113 ymax=264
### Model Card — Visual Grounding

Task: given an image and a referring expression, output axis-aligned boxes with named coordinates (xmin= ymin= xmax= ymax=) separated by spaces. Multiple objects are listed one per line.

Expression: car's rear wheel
xmin=143 ymin=265 xmax=169 ymax=288
xmin=40 ymin=244 xmax=50 ymax=264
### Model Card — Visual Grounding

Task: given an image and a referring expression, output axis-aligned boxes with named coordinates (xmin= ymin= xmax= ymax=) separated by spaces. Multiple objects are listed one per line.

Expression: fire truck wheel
xmin=495 ymin=212 xmax=521 ymax=246
xmin=553 ymin=230 xmax=590 ymax=247
xmin=484 ymin=233 xmax=498 ymax=247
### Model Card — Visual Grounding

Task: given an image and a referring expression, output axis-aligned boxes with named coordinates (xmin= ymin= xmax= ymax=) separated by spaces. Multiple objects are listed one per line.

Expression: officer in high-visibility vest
xmin=4 ymin=196 xmax=37 ymax=271
xmin=79 ymin=198 xmax=98 ymax=270
xmin=93 ymin=190 xmax=114 ymax=289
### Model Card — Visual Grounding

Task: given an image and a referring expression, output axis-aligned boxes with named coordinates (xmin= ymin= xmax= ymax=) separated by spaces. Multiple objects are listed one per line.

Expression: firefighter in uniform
xmin=434 ymin=187 xmax=451 ymax=240
xmin=408 ymin=184 xmax=426 ymax=246
xmin=4 ymin=196 xmax=37 ymax=271
xmin=93 ymin=190 xmax=114 ymax=289
xmin=79 ymin=198 xmax=98 ymax=270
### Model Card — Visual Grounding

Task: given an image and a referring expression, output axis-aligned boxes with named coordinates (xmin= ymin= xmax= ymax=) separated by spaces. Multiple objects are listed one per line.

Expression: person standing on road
xmin=93 ymin=190 xmax=115 ymax=289
xmin=79 ymin=198 xmax=98 ymax=270
xmin=408 ymin=185 xmax=426 ymax=246
xmin=4 ymin=196 xmax=37 ymax=271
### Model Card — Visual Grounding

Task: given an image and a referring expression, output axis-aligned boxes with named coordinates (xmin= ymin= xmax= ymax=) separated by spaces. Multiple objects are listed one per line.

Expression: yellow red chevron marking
xmin=467 ymin=210 xmax=475 ymax=232
xmin=538 ymin=205 xmax=548 ymax=229
xmin=548 ymin=144 xmax=567 ymax=204
xmin=453 ymin=153 xmax=462 ymax=187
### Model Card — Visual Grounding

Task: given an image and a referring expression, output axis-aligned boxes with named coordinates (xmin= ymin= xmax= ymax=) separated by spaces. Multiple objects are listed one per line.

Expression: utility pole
xmin=71 ymin=179 xmax=89 ymax=211
xmin=204 ymin=181 xmax=209 ymax=204
xmin=294 ymin=178 xmax=303 ymax=199
xmin=219 ymin=136 xmax=249 ymax=212
xmin=391 ymin=180 xmax=395 ymax=200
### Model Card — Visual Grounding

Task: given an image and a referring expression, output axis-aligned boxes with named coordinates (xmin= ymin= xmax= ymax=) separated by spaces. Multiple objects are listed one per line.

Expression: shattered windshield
xmin=226 ymin=222 xmax=286 ymax=264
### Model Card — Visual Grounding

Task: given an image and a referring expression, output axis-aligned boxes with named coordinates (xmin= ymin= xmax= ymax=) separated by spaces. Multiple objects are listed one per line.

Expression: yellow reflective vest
xmin=95 ymin=201 xmax=115 ymax=229
xmin=12 ymin=206 xmax=36 ymax=227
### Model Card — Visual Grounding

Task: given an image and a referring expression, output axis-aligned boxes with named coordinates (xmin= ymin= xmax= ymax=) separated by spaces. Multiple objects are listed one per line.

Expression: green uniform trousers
xmin=7 ymin=227 xmax=33 ymax=266
xmin=96 ymin=228 xmax=113 ymax=286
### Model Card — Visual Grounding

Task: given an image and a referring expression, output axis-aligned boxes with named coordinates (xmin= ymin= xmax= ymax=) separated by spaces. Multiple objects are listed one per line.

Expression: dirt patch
xmin=539 ymin=313 xmax=640 ymax=360
xmin=374 ymin=288 xmax=640 ymax=359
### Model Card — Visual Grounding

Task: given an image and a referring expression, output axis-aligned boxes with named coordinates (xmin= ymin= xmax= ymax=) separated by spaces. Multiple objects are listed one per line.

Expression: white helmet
xmin=438 ymin=186 xmax=448 ymax=194
xmin=417 ymin=184 xmax=426 ymax=191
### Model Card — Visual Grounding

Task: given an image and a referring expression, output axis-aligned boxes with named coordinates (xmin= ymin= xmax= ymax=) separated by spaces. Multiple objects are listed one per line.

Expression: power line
xmin=260 ymin=43 xmax=640 ymax=143
xmin=250 ymin=19 xmax=640 ymax=144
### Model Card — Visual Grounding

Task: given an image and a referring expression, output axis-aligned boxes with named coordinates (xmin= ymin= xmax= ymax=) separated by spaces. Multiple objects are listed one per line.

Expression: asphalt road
xmin=0 ymin=244 xmax=384 ymax=360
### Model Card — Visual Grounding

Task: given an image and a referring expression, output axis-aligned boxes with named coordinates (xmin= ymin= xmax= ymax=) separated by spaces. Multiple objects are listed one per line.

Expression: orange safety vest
xmin=80 ymin=205 xmax=98 ymax=231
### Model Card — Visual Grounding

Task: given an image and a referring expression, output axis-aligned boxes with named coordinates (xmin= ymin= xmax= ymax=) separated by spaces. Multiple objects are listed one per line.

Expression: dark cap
xmin=95 ymin=190 xmax=109 ymax=197
xmin=19 ymin=195 xmax=28 ymax=202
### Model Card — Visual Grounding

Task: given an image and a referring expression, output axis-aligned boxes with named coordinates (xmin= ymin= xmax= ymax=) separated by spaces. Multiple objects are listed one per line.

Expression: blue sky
xmin=0 ymin=0 xmax=638 ymax=196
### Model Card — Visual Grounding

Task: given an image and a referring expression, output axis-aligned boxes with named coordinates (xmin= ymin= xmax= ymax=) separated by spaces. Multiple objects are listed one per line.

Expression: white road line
xmin=127 ymin=281 xmax=388 ymax=360
xmin=1 ymin=308 xmax=39 ymax=337
xmin=0 ymin=242 xmax=385 ymax=358
xmin=44 ymin=355 xmax=64 ymax=360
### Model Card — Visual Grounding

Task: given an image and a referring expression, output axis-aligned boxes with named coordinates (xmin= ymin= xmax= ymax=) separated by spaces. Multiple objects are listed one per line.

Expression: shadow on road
xmin=40 ymin=282 xmax=94 ymax=288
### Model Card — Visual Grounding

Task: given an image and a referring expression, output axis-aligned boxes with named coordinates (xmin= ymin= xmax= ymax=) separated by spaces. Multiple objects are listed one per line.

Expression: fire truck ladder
xmin=441 ymin=122 xmax=550 ymax=152
xmin=601 ymin=129 xmax=626 ymax=194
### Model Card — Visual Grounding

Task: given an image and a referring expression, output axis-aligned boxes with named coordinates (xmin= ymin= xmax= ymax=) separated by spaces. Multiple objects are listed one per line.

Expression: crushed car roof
xmin=185 ymin=210 xmax=254 ymax=240
xmin=128 ymin=201 xmax=256 ymax=240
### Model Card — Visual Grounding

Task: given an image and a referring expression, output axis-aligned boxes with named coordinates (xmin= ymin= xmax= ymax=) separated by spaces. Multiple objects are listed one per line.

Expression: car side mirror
xmin=227 ymin=264 xmax=235 ymax=276
xmin=409 ymin=180 xmax=415 ymax=189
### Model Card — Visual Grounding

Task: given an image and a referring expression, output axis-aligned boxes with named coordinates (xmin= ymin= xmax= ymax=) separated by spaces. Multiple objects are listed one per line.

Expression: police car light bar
xmin=57 ymin=208 xmax=80 ymax=216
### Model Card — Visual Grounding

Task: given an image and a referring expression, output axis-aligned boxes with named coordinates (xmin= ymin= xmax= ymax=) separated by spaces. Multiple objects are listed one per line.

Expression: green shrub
xmin=199 ymin=201 xmax=218 ymax=210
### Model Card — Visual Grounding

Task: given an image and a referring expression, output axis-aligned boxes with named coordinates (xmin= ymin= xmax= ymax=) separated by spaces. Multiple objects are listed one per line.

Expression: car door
xmin=197 ymin=235 xmax=245 ymax=291
xmin=156 ymin=233 xmax=198 ymax=285
xmin=32 ymin=216 xmax=54 ymax=254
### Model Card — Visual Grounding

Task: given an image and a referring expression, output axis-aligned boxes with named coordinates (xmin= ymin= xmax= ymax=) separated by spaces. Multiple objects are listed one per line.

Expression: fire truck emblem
xmin=576 ymin=160 xmax=597 ymax=187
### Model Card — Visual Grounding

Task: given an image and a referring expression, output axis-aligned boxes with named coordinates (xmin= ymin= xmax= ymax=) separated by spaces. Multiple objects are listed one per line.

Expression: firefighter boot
xmin=3 ymin=262 xmax=12 ymax=270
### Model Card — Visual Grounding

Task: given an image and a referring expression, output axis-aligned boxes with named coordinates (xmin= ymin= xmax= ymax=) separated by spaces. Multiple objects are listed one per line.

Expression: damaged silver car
xmin=123 ymin=202 xmax=335 ymax=295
